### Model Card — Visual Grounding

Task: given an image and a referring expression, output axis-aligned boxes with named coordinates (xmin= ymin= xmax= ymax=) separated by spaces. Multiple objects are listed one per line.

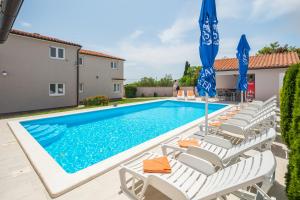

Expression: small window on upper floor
xmin=49 ymin=46 xmax=65 ymax=59
xmin=111 ymin=61 xmax=117 ymax=69
xmin=79 ymin=57 xmax=83 ymax=66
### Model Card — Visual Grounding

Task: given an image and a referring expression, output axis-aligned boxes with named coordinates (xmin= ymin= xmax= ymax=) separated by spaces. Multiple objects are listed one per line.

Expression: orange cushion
xmin=187 ymin=90 xmax=194 ymax=96
xmin=209 ymin=121 xmax=222 ymax=127
xmin=178 ymin=138 xmax=200 ymax=148
xmin=177 ymin=90 xmax=183 ymax=96
xmin=143 ymin=156 xmax=171 ymax=173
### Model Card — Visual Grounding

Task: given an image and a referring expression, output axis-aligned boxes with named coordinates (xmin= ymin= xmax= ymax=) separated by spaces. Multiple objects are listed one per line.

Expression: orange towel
xmin=178 ymin=138 xmax=200 ymax=148
xmin=209 ymin=121 xmax=222 ymax=127
xmin=143 ymin=156 xmax=171 ymax=173
xmin=218 ymin=115 xmax=230 ymax=120
xmin=226 ymin=111 xmax=237 ymax=116
xmin=187 ymin=90 xmax=195 ymax=96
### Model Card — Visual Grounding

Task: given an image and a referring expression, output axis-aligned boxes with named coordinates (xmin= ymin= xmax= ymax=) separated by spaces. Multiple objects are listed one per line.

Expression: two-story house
xmin=0 ymin=30 xmax=125 ymax=114
xmin=79 ymin=49 xmax=125 ymax=101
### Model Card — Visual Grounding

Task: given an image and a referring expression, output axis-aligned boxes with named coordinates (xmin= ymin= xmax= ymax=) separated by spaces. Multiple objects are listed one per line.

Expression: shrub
xmin=280 ymin=64 xmax=299 ymax=147
xmin=287 ymin=136 xmax=300 ymax=200
xmin=141 ymin=93 xmax=145 ymax=97
xmin=82 ymin=96 xmax=109 ymax=106
xmin=154 ymin=92 xmax=158 ymax=97
xmin=286 ymin=66 xmax=300 ymax=200
xmin=125 ymin=84 xmax=137 ymax=98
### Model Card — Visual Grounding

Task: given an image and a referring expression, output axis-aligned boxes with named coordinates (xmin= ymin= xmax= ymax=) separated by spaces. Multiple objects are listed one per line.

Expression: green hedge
xmin=282 ymin=64 xmax=300 ymax=200
xmin=82 ymin=96 xmax=109 ymax=106
xmin=125 ymin=85 xmax=137 ymax=98
xmin=287 ymin=69 xmax=300 ymax=200
xmin=280 ymin=64 xmax=299 ymax=147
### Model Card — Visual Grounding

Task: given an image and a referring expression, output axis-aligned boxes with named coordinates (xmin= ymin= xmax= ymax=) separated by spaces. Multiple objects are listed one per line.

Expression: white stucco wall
xmin=216 ymin=68 xmax=287 ymax=101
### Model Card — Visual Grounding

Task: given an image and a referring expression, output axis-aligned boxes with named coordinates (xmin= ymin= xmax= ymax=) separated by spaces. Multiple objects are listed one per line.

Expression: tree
xmin=158 ymin=74 xmax=173 ymax=87
xmin=183 ymin=61 xmax=191 ymax=76
xmin=179 ymin=66 xmax=202 ymax=86
xmin=257 ymin=42 xmax=300 ymax=58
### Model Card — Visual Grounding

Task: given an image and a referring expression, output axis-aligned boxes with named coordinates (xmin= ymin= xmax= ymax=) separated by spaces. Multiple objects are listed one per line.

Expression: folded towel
xmin=143 ymin=156 xmax=171 ymax=173
xmin=218 ymin=115 xmax=230 ymax=120
xmin=178 ymin=138 xmax=200 ymax=148
xmin=209 ymin=121 xmax=222 ymax=127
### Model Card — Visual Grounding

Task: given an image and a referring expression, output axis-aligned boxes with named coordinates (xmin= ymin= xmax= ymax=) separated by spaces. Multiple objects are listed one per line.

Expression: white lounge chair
xmin=244 ymin=95 xmax=277 ymax=110
xmin=199 ymin=110 xmax=276 ymax=138
xmin=187 ymin=90 xmax=196 ymax=100
xmin=119 ymin=150 xmax=276 ymax=200
xmin=177 ymin=90 xmax=185 ymax=100
xmin=161 ymin=128 xmax=276 ymax=168
xmin=225 ymin=104 xmax=276 ymax=125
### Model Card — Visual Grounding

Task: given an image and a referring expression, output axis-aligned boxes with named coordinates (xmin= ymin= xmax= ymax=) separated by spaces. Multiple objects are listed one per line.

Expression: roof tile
xmin=10 ymin=29 xmax=81 ymax=47
xmin=214 ymin=52 xmax=300 ymax=71
xmin=79 ymin=49 xmax=125 ymax=61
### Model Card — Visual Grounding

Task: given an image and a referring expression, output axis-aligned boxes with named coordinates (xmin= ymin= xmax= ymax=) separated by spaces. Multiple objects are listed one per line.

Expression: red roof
xmin=10 ymin=29 xmax=81 ymax=47
xmin=79 ymin=49 xmax=125 ymax=61
xmin=214 ymin=52 xmax=300 ymax=71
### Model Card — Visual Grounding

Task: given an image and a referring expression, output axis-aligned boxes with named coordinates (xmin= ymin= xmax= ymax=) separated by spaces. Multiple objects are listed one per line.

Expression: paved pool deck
xmin=0 ymin=101 xmax=289 ymax=200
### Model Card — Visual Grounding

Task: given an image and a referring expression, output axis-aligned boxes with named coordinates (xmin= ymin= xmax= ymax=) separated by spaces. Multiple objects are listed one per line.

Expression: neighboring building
xmin=215 ymin=52 xmax=300 ymax=101
xmin=79 ymin=49 xmax=125 ymax=101
xmin=0 ymin=30 xmax=125 ymax=114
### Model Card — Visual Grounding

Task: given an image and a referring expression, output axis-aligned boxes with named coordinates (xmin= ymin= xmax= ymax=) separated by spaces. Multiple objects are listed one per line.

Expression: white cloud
xmin=250 ymin=0 xmax=300 ymax=21
xmin=158 ymin=16 xmax=197 ymax=44
xmin=129 ymin=30 xmax=143 ymax=39
xmin=20 ymin=21 xmax=32 ymax=28
xmin=216 ymin=0 xmax=248 ymax=20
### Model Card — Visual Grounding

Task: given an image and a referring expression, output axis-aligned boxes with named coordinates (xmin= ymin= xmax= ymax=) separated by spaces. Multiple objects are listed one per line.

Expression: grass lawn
xmin=0 ymin=97 xmax=166 ymax=119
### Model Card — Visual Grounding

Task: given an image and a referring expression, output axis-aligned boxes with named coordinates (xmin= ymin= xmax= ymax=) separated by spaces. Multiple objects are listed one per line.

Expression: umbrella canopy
xmin=197 ymin=0 xmax=219 ymax=97
xmin=237 ymin=34 xmax=250 ymax=91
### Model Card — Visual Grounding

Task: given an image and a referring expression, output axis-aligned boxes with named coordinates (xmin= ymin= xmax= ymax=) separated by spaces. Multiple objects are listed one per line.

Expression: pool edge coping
xmin=7 ymin=99 xmax=232 ymax=198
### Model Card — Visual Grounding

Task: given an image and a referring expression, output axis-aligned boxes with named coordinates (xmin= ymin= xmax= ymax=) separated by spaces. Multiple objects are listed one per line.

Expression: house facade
xmin=78 ymin=50 xmax=125 ymax=101
xmin=0 ymin=30 xmax=125 ymax=114
xmin=215 ymin=52 xmax=300 ymax=101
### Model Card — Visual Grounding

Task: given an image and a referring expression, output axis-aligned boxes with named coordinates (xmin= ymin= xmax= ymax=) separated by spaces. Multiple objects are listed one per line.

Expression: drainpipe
xmin=76 ymin=48 xmax=81 ymax=106
xmin=0 ymin=0 xmax=24 ymax=43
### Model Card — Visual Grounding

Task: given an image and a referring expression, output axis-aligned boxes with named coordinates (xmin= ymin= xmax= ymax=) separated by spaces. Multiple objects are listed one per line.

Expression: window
xmin=49 ymin=46 xmax=65 ymax=59
xmin=113 ymin=83 xmax=121 ymax=93
xmin=79 ymin=83 xmax=84 ymax=93
xmin=79 ymin=57 xmax=83 ymax=66
xmin=49 ymin=83 xmax=65 ymax=96
xmin=111 ymin=61 xmax=117 ymax=69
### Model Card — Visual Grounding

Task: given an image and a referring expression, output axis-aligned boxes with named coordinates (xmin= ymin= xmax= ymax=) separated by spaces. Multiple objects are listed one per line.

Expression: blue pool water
xmin=21 ymin=100 xmax=226 ymax=173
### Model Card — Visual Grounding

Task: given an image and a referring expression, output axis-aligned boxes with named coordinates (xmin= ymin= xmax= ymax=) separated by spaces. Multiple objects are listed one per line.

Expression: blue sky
xmin=14 ymin=0 xmax=300 ymax=82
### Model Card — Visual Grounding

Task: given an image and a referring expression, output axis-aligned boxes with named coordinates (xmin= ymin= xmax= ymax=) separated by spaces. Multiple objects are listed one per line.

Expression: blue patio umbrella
xmin=236 ymin=34 xmax=250 ymax=105
xmin=197 ymin=0 xmax=219 ymax=135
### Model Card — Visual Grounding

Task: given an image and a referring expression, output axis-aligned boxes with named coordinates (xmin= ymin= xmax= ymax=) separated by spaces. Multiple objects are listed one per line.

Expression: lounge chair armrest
xmin=204 ymin=134 xmax=232 ymax=149
xmin=178 ymin=153 xmax=216 ymax=175
xmin=185 ymin=146 xmax=224 ymax=169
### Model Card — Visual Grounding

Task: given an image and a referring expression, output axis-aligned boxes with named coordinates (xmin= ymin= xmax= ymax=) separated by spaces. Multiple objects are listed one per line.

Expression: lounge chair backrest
xmin=263 ymin=95 xmax=277 ymax=106
xmin=224 ymin=128 xmax=276 ymax=161
xmin=177 ymin=90 xmax=184 ymax=96
xmin=195 ymin=150 xmax=276 ymax=200
xmin=187 ymin=90 xmax=195 ymax=96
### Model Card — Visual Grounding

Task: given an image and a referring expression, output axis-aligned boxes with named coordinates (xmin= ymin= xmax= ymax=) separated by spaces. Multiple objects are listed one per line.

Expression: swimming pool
xmin=20 ymin=100 xmax=225 ymax=173
xmin=9 ymin=100 xmax=229 ymax=197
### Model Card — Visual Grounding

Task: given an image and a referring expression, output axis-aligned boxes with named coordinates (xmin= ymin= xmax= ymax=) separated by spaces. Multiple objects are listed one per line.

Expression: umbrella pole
xmin=205 ymin=92 xmax=208 ymax=135
xmin=241 ymin=91 xmax=243 ymax=108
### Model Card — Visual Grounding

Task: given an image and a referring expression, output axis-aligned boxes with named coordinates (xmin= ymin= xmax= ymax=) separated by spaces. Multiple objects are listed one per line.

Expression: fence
xmin=136 ymin=87 xmax=195 ymax=97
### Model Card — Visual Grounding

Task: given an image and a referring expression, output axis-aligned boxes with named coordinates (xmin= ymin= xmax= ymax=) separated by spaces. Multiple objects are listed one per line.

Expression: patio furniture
xmin=161 ymin=128 xmax=276 ymax=168
xmin=187 ymin=90 xmax=196 ymax=100
xmin=119 ymin=150 xmax=276 ymax=200
xmin=177 ymin=90 xmax=185 ymax=100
